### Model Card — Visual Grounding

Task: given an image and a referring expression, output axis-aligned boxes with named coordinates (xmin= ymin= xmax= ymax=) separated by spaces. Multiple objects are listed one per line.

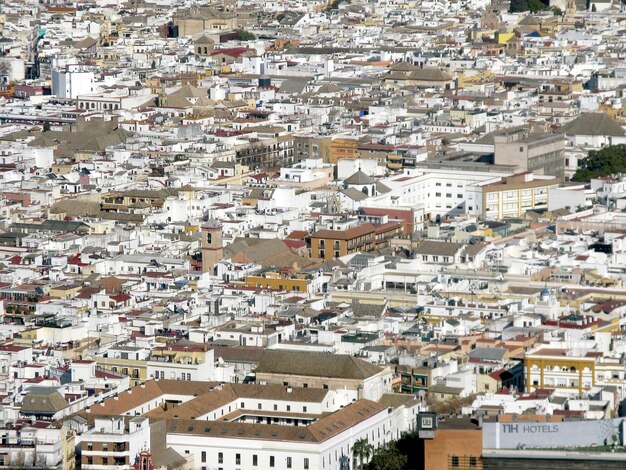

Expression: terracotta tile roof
xmin=311 ymin=223 xmax=376 ymax=241
xmin=166 ymin=399 xmax=385 ymax=443
xmin=256 ymin=350 xmax=383 ymax=380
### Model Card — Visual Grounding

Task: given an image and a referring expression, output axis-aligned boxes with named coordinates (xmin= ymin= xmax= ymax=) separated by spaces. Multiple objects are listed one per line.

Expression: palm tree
xmin=352 ymin=437 xmax=374 ymax=470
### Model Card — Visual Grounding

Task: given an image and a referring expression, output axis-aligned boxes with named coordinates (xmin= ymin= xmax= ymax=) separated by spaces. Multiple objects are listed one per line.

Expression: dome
xmin=540 ymin=287 xmax=550 ymax=297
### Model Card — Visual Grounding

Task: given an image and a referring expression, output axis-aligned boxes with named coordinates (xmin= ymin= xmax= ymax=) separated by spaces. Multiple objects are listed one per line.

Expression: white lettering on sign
xmin=502 ymin=424 xmax=559 ymax=434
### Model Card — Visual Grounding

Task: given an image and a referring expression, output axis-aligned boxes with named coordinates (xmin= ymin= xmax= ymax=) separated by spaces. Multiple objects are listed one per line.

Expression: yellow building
xmin=479 ymin=173 xmax=560 ymax=219
xmin=310 ymin=224 xmax=376 ymax=260
xmin=51 ymin=163 xmax=75 ymax=175
xmin=95 ymin=357 xmax=147 ymax=387
xmin=61 ymin=426 xmax=77 ymax=470
xmin=48 ymin=285 xmax=82 ymax=300
xmin=495 ymin=31 xmax=516 ymax=44
xmin=525 ymin=344 xmax=625 ymax=398
xmin=238 ymin=274 xmax=310 ymax=293
xmin=329 ymin=137 xmax=359 ymax=164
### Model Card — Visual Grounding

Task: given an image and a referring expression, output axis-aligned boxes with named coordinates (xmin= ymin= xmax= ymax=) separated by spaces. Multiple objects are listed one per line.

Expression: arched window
xmin=362 ymin=186 xmax=369 ymax=196
xmin=207 ymin=233 xmax=212 ymax=244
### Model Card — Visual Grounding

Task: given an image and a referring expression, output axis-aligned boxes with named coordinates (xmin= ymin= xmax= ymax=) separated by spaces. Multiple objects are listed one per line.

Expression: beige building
xmin=475 ymin=172 xmax=560 ymax=219
xmin=494 ymin=128 xmax=566 ymax=181
xmin=173 ymin=8 xmax=238 ymax=36
xmin=201 ymin=221 xmax=224 ymax=274
xmin=255 ymin=350 xmax=393 ymax=401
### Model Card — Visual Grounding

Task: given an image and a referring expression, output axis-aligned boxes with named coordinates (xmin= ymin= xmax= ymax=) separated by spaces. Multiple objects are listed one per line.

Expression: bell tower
xmin=201 ymin=220 xmax=223 ymax=274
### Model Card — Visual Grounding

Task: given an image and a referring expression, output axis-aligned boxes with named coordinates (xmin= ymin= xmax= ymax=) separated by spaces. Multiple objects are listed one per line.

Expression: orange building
xmin=310 ymin=223 xmax=376 ymax=260
xmin=329 ymin=137 xmax=359 ymax=164
xmin=422 ymin=416 xmax=483 ymax=470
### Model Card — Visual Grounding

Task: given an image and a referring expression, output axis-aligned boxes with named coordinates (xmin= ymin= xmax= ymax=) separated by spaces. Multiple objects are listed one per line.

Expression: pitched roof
xmin=278 ymin=79 xmax=308 ymax=95
xmin=414 ymin=240 xmax=464 ymax=257
xmin=256 ymin=350 xmax=383 ymax=380
xmin=21 ymin=387 xmax=69 ymax=414
xmin=311 ymin=223 xmax=376 ymax=241
xmin=165 ymin=399 xmax=385 ymax=443
xmin=408 ymin=67 xmax=452 ymax=82
xmin=74 ymin=36 xmax=98 ymax=49
xmin=195 ymin=35 xmax=214 ymax=44
xmin=344 ymin=170 xmax=375 ymax=185
xmin=88 ymin=380 xmax=215 ymax=416
xmin=390 ymin=61 xmax=420 ymax=73
xmin=467 ymin=347 xmax=508 ymax=362
xmin=351 ymin=299 xmax=386 ymax=318
xmin=147 ymin=383 xmax=328 ymax=421
xmin=340 ymin=188 xmax=369 ymax=201
xmin=556 ymin=113 xmax=626 ymax=137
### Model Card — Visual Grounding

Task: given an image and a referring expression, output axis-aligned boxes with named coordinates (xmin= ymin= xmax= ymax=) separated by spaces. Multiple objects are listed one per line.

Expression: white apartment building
xmin=51 ymin=65 xmax=95 ymax=99
xmin=525 ymin=345 xmax=626 ymax=398
xmin=379 ymin=168 xmax=499 ymax=219
xmin=166 ymin=396 xmax=420 ymax=470
xmin=147 ymin=347 xmax=215 ymax=382
xmin=79 ymin=416 xmax=151 ymax=470
xmin=470 ymin=172 xmax=560 ymax=219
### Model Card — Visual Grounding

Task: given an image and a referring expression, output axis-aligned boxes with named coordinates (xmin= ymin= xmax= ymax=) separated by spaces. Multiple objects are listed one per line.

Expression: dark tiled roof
xmin=557 ymin=112 xmax=626 ymax=137
xmin=21 ymin=387 xmax=69 ymax=414
xmin=414 ymin=240 xmax=464 ymax=257
xmin=344 ymin=170 xmax=375 ymax=185
xmin=256 ymin=350 xmax=383 ymax=380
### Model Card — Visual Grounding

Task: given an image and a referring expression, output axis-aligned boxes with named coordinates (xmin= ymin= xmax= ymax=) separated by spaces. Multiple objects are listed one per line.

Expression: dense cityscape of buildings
xmin=1 ymin=0 xmax=626 ymax=469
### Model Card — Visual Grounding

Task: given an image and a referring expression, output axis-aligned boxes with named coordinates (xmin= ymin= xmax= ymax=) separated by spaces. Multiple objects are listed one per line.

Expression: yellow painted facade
xmin=239 ymin=275 xmax=309 ymax=293
xmin=495 ymin=31 xmax=516 ymax=44
xmin=95 ymin=357 xmax=147 ymax=387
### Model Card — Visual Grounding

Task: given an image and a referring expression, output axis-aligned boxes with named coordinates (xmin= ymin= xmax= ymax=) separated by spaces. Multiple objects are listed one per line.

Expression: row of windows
xmin=150 ymin=370 xmax=192 ymax=380
xmin=319 ymin=240 xmax=340 ymax=249
xmin=434 ymin=193 xmax=464 ymax=198
xmin=79 ymin=101 xmax=120 ymax=110
xmin=199 ymin=451 xmax=309 ymax=469
xmin=239 ymin=401 xmax=308 ymax=413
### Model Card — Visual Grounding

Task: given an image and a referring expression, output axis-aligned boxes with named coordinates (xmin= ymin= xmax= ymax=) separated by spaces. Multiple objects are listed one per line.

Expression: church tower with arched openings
xmin=201 ymin=220 xmax=223 ymax=274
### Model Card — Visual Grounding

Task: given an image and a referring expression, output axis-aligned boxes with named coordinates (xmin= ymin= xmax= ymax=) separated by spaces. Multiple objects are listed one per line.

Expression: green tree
xmin=151 ymin=59 xmax=156 ymax=69
xmin=528 ymin=0 xmax=546 ymax=12
xmin=509 ymin=0 xmax=548 ymax=12
xmin=236 ymin=30 xmax=256 ymax=41
xmin=353 ymin=438 xmax=374 ymax=470
xmin=592 ymin=3 xmax=597 ymax=11
xmin=509 ymin=0 xmax=528 ymax=11
xmin=572 ymin=145 xmax=626 ymax=182
xmin=551 ymin=6 xmax=563 ymax=15
xmin=367 ymin=443 xmax=408 ymax=470
xmin=43 ymin=121 xmax=51 ymax=132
